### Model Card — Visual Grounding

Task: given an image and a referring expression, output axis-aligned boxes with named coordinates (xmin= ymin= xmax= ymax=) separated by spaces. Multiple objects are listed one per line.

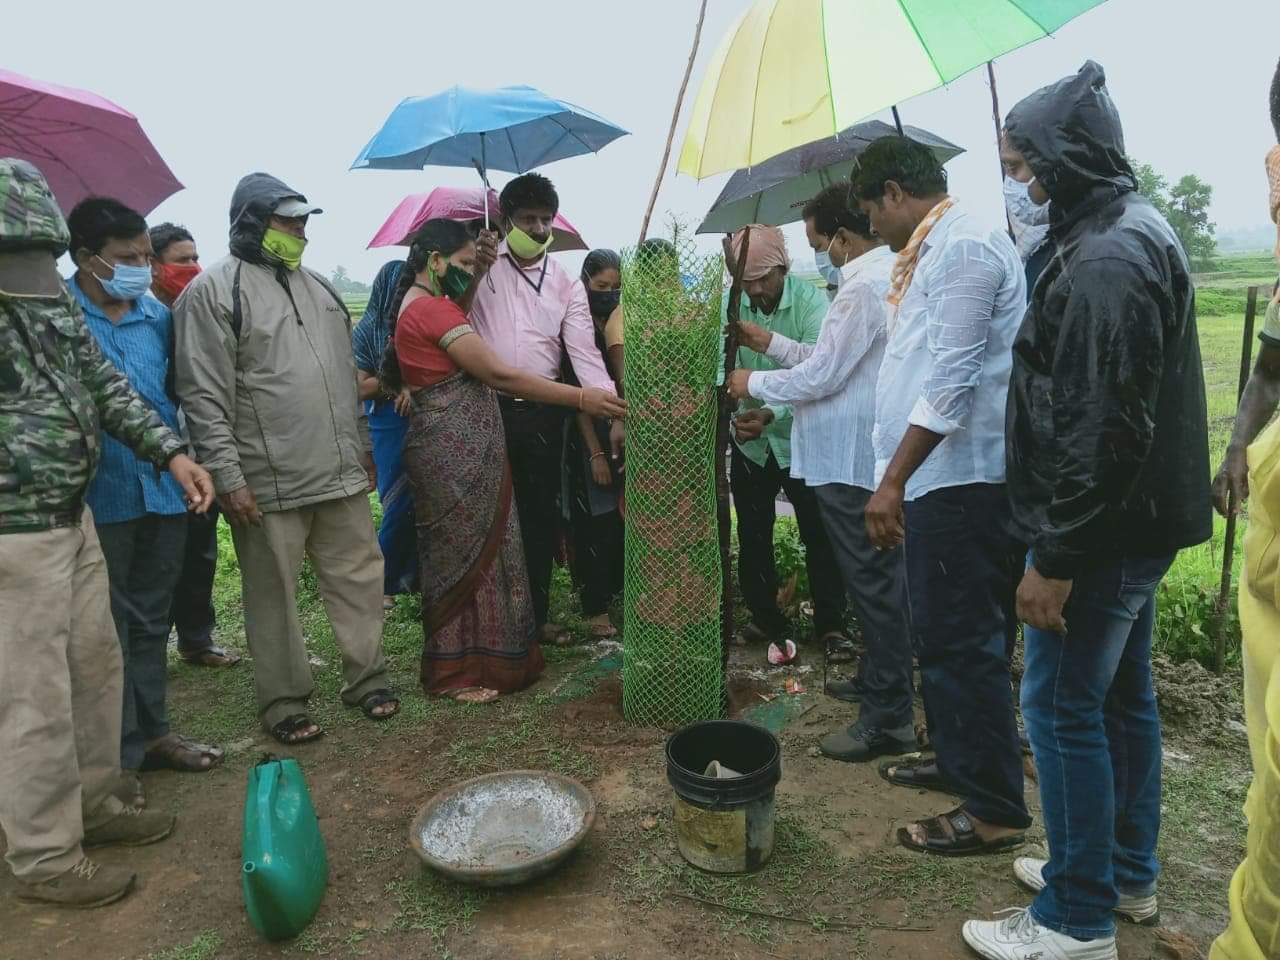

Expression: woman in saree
xmin=352 ymin=259 xmax=414 ymax=608
xmin=386 ymin=219 xmax=627 ymax=703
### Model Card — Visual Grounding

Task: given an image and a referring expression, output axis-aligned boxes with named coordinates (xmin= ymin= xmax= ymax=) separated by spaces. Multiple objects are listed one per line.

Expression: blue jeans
xmin=904 ymin=483 xmax=1030 ymax=828
xmin=1022 ymin=553 xmax=1174 ymax=940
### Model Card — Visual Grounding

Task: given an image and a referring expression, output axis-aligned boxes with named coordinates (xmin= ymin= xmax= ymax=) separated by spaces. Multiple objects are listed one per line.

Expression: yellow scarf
xmin=886 ymin=198 xmax=955 ymax=314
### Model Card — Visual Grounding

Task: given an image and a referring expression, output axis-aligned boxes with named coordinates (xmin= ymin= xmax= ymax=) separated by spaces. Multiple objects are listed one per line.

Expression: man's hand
xmin=168 ymin=454 xmax=215 ymax=514
xmin=1212 ymin=445 xmax=1250 ymax=517
xmin=1017 ymin=565 xmax=1073 ymax=633
xmin=589 ymin=453 xmax=613 ymax=489
xmin=726 ymin=369 xmax=753 ymax=402
xmin=736 ymin=319 xmax=772 ymax=354
xmin=393 ymin=387 xmax=413 ymax=418
xmin=474 ymin=229 xmax=499 ymax=278
xmin=609 ymin=419 xmax=626 ymax=468
xmin=218 ymin=484 xmax=263 ymax=527
xmin=865 ymin=480 xmax=905 ymax=551
xmin=733 ymin=408 xmax=774 ymax=442
xmin=361 ymin=451 xmax=377 ymax=490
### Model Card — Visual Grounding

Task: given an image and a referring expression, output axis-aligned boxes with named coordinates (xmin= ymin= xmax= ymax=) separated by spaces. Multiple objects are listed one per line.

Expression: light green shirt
xmin=721 ymin=273 xmax=828 ymax=469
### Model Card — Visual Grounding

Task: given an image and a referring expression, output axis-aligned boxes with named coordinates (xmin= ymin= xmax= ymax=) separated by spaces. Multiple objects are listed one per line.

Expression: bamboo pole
xmin=1215 ymin=285 xmax=1261 ymax=673
xmin=717 ymin=227 xmax=751 ymax=698
xmin=638 ymin=0 xmax=708 ymax=245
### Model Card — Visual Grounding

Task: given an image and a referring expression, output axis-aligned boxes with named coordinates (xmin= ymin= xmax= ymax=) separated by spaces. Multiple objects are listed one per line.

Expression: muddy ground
xmin=0 ymin=626 xmax=1251 ymax=960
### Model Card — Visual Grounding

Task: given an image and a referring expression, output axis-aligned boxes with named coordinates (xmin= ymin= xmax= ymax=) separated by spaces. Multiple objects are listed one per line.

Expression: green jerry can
xmin=241 ymin=756 xmax=328 ymax=941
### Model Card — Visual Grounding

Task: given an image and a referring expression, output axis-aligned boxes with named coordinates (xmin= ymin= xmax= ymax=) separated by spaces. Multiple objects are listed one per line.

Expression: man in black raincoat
xmin=962 ymin=62 xmax=1211 ymax=960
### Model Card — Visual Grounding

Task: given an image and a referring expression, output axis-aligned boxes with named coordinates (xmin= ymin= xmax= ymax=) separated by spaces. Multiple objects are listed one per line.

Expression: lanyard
xmin=506 ymin=254 xmax=549 ymax=296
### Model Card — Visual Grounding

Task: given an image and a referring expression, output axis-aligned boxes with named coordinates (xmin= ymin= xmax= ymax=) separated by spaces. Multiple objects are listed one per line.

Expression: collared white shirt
xmin=873 ymin=205 xmax=1026 ymax=501
xmin=747 ymin=245 xmax=894 ymax=490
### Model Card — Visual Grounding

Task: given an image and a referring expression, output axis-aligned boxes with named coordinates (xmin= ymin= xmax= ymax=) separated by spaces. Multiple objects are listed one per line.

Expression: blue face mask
xmin=815 ymin=248 xmax=842 ymax=287
xmin=93 ymin=256 xmax=153 ymax=301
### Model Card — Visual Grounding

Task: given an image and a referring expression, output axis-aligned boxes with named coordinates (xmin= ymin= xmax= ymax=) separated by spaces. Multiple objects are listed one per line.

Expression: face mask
xmin=814 ymin=249 xmax=843 ymax=287
xmin=93 ymin=256 xmax=153 ymax=301
xmin=506 ymin=224 xmax=553 ymax=260
xmin=262 ymin=227 xmax=306 ymax=270
xmin=440 ymin=262 xmax=473 ymax=300
xmin=587 ymin=288 xmax=621 ymax=318
xmin=152 ymin=261 xmax=201 ymax=301
xmin=1003 ymin=176 xmax=1051 ymax=228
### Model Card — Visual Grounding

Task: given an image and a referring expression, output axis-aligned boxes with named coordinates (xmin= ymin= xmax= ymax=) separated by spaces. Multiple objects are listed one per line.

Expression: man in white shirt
xmin=854 ymin=137 xmax=1030 ymax=857
xmin=727 ymin=185 xmax=914 ymax=763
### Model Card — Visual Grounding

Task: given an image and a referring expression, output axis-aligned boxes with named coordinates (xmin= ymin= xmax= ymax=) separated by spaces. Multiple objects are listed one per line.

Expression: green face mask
xmin=505 ymin=224 xmax=553 ymax=260
xmin=262 ymin=227 xmax=306 ymax=271
xmin=440 ymin=262 xmax=473 ymax=300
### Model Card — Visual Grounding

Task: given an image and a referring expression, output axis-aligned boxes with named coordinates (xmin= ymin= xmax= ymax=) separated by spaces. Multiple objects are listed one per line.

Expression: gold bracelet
xmin=590 ymin=452 xmax=606 ymax=462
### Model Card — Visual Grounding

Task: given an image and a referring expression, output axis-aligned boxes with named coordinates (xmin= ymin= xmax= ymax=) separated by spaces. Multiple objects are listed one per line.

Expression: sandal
xmin=587 ymin=616 xmax=618 ymax=639
xmin=897 ymin=806 xmax=1025 ymax=857
xmin=181 ymin=645 xmax=242 ymax=668
xmin=269 ymin=714 xmax=324 ymax=745
xmin=357 ymin=689 xmax=400 ymax=721
xmin=446 ymin=687 xmax=500 ymax=704
xmin=878 ymin=755 xmax=963 ymax=797
xmin=141 ymin=733 xmax=225 ymax=772
xmin=736 ymin=622 xmax=771 ymax=647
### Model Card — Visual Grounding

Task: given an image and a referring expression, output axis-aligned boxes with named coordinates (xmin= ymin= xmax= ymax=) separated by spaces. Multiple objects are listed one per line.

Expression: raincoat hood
xmin=1004 ymin=61 xmax=1136 ymax=220
xmin=228 ymin=172 xmax=312 ymax=266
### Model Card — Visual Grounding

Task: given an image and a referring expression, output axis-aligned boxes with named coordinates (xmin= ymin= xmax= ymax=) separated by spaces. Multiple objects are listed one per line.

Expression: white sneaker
xmin=1014 ymin=857 xmax=1160 ymax=926
xmin=963 ymin=908 xmax=1117 ymax=960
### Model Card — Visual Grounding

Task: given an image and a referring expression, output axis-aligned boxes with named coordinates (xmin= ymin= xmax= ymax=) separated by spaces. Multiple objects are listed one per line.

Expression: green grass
xmin=144 ymin=932 xmax=222 ymax=960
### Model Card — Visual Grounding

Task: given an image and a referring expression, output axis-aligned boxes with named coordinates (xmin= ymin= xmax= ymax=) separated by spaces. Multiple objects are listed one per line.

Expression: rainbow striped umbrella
xmin=677 ymin=0 xmax=1109 ymax=179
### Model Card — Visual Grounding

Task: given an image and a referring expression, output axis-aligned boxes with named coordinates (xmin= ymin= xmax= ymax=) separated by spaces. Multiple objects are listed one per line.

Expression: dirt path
xmin=0 ymin=645 xmax=1244 ymax=960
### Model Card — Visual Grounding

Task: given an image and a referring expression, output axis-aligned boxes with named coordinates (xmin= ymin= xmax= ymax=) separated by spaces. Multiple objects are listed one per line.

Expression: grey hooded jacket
xmin=174 ymin=172 xmax=370 ymax=513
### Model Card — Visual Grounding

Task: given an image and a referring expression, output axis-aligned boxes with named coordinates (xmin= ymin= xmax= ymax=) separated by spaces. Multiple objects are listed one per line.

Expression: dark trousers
xmin=168 ymin=505 xmax=219 ymax=655
xmin=730 ymin=446 xmax=847 ymax=638
xmin=96 ymin=513 xmax=188 ymax=770
xmin=500 ymin=400 xmax=565 ymax=629
xmin=571 ymin=507 xmax=624 ymax=616
xmin=813 ymin=483 xmax=914 ymax=730
xmin=903 ymin=483 xmax=1030 ymax=829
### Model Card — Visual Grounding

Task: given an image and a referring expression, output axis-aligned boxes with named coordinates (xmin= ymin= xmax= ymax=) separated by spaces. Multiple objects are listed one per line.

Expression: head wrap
xmin=730 ymin=224 xmax=788 ymax=281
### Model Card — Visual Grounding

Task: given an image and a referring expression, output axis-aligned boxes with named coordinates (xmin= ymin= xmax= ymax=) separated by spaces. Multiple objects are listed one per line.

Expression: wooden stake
xmin=1216 ymin=285 xmax=1260 ymax=673
xmin=716 ymin=227 xmax=750 ymax=699
xmin=638 ymin=0 xmax=708 ymax=244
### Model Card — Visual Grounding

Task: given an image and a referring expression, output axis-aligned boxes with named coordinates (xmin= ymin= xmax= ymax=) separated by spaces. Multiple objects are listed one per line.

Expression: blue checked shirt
xmin=69 ymin=277 xmax=187 ymax=523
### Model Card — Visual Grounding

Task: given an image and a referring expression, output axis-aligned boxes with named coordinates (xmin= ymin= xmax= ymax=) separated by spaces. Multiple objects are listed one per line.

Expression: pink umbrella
xmin=368 ymin=186 xmax=587 ymax=253
xmin=0 ymin=68 xmax=182 ymax=215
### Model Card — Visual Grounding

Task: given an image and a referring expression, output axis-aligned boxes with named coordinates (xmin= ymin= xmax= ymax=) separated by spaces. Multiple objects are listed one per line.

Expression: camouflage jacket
xmin=0 ymin=289 xmax=186 ymax=534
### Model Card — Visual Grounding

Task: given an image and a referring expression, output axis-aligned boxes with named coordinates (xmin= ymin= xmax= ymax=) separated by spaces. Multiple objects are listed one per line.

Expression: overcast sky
xmin=10 ymin=0 xmax=1279 ymax=279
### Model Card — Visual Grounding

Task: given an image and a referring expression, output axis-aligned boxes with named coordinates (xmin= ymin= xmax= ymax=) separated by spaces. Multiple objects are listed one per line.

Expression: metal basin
xmin=409 ymin=770 xmax=596 ymax=887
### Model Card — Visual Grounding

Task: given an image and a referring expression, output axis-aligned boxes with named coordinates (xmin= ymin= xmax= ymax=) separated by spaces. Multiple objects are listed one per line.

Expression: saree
xmin=403 ymin=371 xmax=543 ymax=695
xmin=352 ymin=261 xmax=417 ymax=595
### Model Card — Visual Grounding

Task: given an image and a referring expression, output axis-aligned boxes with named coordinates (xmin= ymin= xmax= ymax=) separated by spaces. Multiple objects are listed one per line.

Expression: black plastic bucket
xmin=665 ymin=720 xmax=782 ymax=873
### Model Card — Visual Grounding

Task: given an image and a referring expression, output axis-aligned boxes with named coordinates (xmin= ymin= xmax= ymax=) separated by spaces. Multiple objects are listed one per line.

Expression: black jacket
xmin=1004 ymin=61 xmax=1211 ymax=579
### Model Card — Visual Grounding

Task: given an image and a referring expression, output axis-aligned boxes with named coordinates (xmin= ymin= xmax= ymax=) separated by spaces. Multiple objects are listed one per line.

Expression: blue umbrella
xmin=352 ymin=85 xmax=628 ymax=226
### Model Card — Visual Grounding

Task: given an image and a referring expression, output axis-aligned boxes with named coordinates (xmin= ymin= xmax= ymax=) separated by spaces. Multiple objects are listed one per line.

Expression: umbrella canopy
xmin=367 ymin=186 xmax=587 ymax=253
xmin=696 ymin=121 xmax=963 ymax=234
xmin=352 ymin=85 xmax=628 ymax=174
xmin=0 ymin=68 xmax=182 ymax=215
xmin=678 ymin=0 xmax=1109 ymax=179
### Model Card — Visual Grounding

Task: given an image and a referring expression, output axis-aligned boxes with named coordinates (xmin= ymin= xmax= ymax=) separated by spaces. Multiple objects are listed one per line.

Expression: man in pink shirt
xmin=468 ymin=174 xmax=620 ymax=639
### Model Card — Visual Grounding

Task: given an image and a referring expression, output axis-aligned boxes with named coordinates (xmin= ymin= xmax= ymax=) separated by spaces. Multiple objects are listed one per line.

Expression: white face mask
xmin=1003 ymin=175 xmax=1051 ymax=227
xmin=814 ymin=247 xmax=842 ymax=287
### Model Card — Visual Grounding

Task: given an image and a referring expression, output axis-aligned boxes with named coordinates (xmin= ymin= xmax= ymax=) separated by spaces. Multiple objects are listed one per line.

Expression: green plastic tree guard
xmin=242 ymin=757 xmax=328 ymax=941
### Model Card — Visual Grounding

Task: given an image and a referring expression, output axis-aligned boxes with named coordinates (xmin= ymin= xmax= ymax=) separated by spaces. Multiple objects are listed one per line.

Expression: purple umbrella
xmin=0 ymin=68 xmax=182 ymax=215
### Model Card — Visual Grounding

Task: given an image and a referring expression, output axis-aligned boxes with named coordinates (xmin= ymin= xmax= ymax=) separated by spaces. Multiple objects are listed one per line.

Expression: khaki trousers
xmin=0 ymin=509 xmax=126 ymax=881
xmin=229 ymin=493 xmax=389 ymax=728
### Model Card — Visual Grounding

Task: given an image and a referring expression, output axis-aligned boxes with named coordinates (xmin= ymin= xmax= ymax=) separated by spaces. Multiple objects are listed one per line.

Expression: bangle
xmin=590 ymin=452 xmax=606 ymax=462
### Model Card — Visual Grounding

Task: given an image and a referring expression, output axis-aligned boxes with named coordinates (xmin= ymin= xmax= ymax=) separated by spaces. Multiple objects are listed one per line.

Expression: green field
xmin=343 ymin=251 xmax=1278 ymax=668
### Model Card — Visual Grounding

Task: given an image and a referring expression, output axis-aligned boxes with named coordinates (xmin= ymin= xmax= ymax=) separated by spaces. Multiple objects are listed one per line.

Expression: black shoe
xmin=825 ymin=676 xmax=865 ymax=702
xmin=819 ymin=721 xmax=918 ymax=763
